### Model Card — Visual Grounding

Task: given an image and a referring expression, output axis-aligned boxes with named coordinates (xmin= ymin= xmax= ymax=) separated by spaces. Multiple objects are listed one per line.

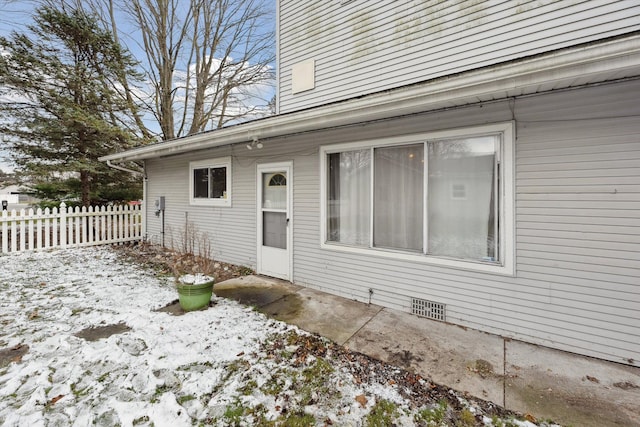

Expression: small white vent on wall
xmin=291 ymin=59 xmax=315 ymax=94
xmin=411 ymin=298 xmax=446 ymax=321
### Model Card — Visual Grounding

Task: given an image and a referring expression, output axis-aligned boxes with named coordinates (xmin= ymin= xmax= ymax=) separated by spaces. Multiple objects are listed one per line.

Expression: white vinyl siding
xmin=145 ymin=151 xmax=255 ymax=267
xmin=278 ymin=0 xmax=640 ymax=113
xmin=292 ymin=79 xmax=639 ymax=366
xmin=145 ymin=78 xmax=640 ymax=366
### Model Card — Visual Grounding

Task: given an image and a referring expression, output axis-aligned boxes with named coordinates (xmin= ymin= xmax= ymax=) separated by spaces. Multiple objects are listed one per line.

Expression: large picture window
xmin=189 ymin=157 xmax=231 ymax=206
xmin=321 ymin=123 xmax=514 ymax=275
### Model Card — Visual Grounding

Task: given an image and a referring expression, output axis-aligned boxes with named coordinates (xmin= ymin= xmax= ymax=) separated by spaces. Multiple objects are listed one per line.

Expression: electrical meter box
xmin=154 ymin=196 xmax=165 ymax=211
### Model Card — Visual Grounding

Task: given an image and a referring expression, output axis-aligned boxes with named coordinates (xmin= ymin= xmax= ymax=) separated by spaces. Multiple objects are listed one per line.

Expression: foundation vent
xmin=411 ymin=298 xmax=446 ymax=321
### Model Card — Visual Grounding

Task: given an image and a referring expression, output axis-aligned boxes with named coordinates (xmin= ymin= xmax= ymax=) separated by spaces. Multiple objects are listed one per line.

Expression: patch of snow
xmin=177 ymin=274 xmax=214 ymax=285
xmin=0 ymin=247 xmax=558 ymax=426
xmin=0 ymin=248 xmax=276 ymax=426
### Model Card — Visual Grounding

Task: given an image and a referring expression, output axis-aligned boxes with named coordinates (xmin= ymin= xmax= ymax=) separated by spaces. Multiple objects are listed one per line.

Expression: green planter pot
xmin=177 ymin=280 xmax=214 ymax=311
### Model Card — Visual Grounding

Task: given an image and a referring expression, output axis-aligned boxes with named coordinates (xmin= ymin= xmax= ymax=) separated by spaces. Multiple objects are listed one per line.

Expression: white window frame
xmin=189 ymin=157 xmax=232 ymax=207
xmin=319 ymin=122 xmax=515 ymax=276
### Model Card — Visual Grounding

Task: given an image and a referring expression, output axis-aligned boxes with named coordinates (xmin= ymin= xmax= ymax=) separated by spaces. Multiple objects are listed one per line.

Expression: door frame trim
xmin=256 ymin=161 xmax=293 ymax=280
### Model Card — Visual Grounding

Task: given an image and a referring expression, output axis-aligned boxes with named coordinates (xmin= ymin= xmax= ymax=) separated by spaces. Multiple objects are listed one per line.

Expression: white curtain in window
xmin=328 ymin=150 xmax=370 ymax=245
xmin=428 ymin=137 xmax=497 ymax=260
xmin=373 ymin=144 xmax=424 ymax=251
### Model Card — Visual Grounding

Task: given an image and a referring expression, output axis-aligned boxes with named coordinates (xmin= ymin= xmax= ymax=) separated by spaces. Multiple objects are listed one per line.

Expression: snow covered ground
xmin=0 ymin=247 xmax=549 ymax=426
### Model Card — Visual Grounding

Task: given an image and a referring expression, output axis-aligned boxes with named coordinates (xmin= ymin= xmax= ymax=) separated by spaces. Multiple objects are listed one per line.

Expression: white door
xmin=257 ymin=162 xmax=292 ymax=280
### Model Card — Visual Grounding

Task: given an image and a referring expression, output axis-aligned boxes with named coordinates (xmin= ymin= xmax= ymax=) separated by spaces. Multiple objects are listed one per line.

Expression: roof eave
xmin=100 ymin=34 xmax=640 ymax=163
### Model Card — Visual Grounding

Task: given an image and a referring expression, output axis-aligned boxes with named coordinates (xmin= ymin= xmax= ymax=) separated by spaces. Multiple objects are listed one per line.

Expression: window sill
xmin=189 ymin=198 xmax=231 ymax=207
xmin=320 ymin=241 xmax=514 ymax=276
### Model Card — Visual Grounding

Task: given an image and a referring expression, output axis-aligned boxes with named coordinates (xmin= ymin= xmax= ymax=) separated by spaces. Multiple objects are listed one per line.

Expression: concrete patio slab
xmin=261 ymin=287 xmax=383 ymax=346
xmin=213 ymin=275 xmax=302 ymax=307
xmin=214 ymin=275 xmax=640 ymax=426
xmin=345 ymin=308 xmax=505 ymax=406
xmin=505 ymin=339 xmax=640 ymax=427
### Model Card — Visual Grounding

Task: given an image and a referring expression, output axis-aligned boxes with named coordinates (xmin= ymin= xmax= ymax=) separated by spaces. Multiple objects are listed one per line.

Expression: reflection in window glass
xmin=451 ymin=183 xmax=467 ymax=200
xmin=427 ymin=137 xmax=498 ymax=260
xmin=194 ymin=167 xmax=227 ymax=199
xmin=193 ymin=168 xmax=209 ymax=198
xmin=210 ymin=167 xmax=227 ymax=199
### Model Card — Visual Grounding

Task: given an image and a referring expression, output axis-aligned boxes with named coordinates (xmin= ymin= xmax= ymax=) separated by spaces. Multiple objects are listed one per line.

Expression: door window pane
xmin=373 ymin=144 xmax=424 ymax=251
xmin=263 ymin=211 xmax=287 ymax=249
xmin=427 ymin=136 xmax=498 ymax=260
xmin=327 ymin=150 xmax=371 ymax=245
xmin=263 ymin=172 xmax=287 ymax=209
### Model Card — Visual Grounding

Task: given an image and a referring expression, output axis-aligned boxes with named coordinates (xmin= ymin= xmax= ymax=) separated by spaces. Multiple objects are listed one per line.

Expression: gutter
xmin=99 ymin=34 xmax=640 ymax=163
xmin=105 ymin=160 xmax=144 ymax=177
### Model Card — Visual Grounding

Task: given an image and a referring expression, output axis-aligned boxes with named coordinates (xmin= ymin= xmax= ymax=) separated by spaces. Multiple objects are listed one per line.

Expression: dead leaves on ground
xmin=48 ymin=394 xmax=65 ymax=406
xmin=355 ymin=394 xmax=368 ymax=408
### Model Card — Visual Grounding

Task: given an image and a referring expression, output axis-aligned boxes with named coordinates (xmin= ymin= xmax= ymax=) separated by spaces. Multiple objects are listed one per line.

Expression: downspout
xmin=105 ymin=159 xmax=147 ymax=240
xmin=141 ymin=161 xmax=147 ymax=241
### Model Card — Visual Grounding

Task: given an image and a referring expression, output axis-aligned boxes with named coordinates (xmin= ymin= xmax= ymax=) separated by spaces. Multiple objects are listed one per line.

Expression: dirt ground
xmin=112 ymin=242 xmax=253 ymax=283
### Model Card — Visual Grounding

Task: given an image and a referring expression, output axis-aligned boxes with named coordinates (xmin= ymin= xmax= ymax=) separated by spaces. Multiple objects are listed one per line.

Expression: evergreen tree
xmin=0 ymin=168 xmax=11 ymax=186
xmin=0 ymin=6 xmax=143 ymax=207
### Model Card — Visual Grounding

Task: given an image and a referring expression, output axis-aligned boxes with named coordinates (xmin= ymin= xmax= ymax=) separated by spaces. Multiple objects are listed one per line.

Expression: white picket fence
xmin=0 ymin=202 xmax=142 ymax=253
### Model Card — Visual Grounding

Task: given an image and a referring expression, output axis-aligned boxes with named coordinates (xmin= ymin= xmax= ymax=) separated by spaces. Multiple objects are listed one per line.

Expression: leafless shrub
xmin=179 ymin=221 xmax=198 ymax=255
xmin=166 ymin=220 xmax=215 ymax=280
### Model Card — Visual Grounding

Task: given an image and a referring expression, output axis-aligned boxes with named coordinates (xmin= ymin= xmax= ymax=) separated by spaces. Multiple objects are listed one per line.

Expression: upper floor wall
xmin=277 ymin=0 xmax=640 ymax=114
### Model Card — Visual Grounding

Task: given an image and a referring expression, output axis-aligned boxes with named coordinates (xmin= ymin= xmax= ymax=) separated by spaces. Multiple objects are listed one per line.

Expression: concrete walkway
xmin=214 ymin=275 xmax=640 ymax=427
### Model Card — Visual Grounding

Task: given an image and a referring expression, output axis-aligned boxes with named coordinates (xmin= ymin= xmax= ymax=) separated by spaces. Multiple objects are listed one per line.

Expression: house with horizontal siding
xmin=103 ymin=0 xmax=640 ymax=386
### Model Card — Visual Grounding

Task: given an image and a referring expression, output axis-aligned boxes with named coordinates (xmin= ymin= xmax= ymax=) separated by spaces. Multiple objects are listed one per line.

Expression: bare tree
xmin=6 ymin=0 xmax=275 ymax=142
xmin=104 ymin=0 xmax=154 ymax=141
xmin=97 ymin=0 xmax=275 ymax=140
